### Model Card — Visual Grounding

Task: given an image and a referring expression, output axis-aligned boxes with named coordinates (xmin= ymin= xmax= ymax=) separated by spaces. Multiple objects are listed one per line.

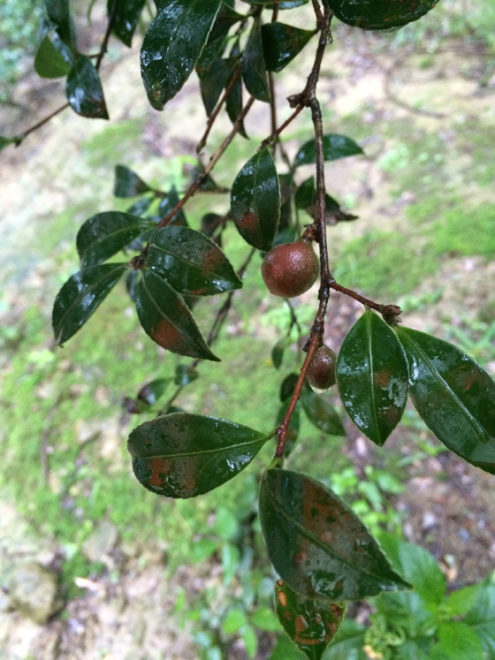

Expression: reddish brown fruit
xmin=261 ymin=240 xmax=319 ymax=298
xmin=306 ymin=345 xmax=337 ymax=390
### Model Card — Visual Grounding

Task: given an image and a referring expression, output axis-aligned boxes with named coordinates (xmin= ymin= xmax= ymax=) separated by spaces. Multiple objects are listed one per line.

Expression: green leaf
xmin=108 ymin=0 xmax=145 ymax=47
xmin=223 ymin=608 xmax=248 ymax=633
xmin=336 ymin=311 xmax=409 ymax=446
xmin=135 ymin=269 xmax=219 ymax=360
xmin=45 ymin=0 xmax=77 ymax=48
xmin=114 ymin=165 xmax=151 ymax=197
xmin=76 ymin=212 xmax=154 ymax=267
xmin=376 ymin=532 xmax=445 ymax=605
xmin=323 ymin=0 xmax=440 ymax=31
xmin=137 ymin=378 xmax=170 ymax=406
xmin=444 ymin=583 xmax=482 ymax=616
xmin=197 ymin=54 xmax=235 ymax=116
xmin=294 ymin=134 xmax=363 ymax=167
xmin=435 ymin=621 xmax=484 ymax=660
xmin=300 ymin=388 xmax=345 ymax=436
xmin=231 ymin=148 xmax=280 ymax=250
xmin=295 ymin=177 xmax=358 ymax=224
xmin=128 ymin=413 xmax=268 ymax=497
xmin=66 ymin=56 xmax=109 ymax=119
xmin=225 ymin=42 xmax=248 ymax=137
xmin=52 ymin=263 xmax=127 ymax=345
xmin=259 ymin=469 xmax=410 ymax=600
xmin=174 ymin=364 xmax=199 ymax=386
xmin=252 ymin=606 xmax=281 ymax=632
xmin=262 ymin=23 xmax=315 ymax=72
xmin=241 ymin=624 xmax=258 ymax=659
xmin=464 ymin=584 xmax=495 ymax=655
xmin=158 ymin=186 xmax=187 ymax=226
xmin=146 ymin=226 xmax=242 ymax=296
xmin=0 ymin=136 xmax=18 ymax=151
xmin=141 ymin=0 xmax=222 ymax=110
xmin=274 ymin=579 xmax=344 ymax=659
xmin=34 ymin=32 xmax=73 ymax=78
xmin=279 ymin=373 xmax=299 ymax=401
xmin=272 ymin=341 xmax=285 ymax=369
xmin=396 ymin=326 xmax=495 ymax=473
xmin=242 ymin=17 xmax=270 ymax=102
xmin=209 ymin=4 xmax=245 ymax=42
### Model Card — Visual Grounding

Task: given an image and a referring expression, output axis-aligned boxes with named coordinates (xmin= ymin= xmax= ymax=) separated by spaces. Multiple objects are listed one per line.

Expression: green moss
xmin=81 ymin=119 xmax=146 ymax=168
xmin=429 ymin=203 xmax=495 ymax=257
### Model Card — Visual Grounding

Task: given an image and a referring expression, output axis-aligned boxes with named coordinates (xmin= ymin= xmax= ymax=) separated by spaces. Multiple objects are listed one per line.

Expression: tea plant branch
xmin=14 ymin=102 xmax=71 ymax=146
xmin=157 ymin=95 xmax=256 ymax=228
xmin=328 ymin=279 xmax=402 ymax=323
xmin=159 ymin=248 xmax=256 ymax=413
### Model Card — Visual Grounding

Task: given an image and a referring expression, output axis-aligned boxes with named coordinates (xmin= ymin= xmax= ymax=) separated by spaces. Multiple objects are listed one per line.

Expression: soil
xmin=1 ymin=11 xmax=494 ymax=660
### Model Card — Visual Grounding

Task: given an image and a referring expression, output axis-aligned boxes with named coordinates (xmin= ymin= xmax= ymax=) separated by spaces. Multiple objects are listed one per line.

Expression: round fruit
xmin=261 ymin=240 xmax=319 ymax=298
xmin=306 ymin=345 xmax=337 ymax=390
xmin=325 ymin=0 xmax=440 ymax=31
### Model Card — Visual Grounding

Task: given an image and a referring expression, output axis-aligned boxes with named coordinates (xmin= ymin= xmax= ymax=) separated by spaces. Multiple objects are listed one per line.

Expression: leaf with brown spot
xmin=274 ymin=580 xmax=345 ymax=660
xmin=135 ymin=270 xmax=219 ymax=360
xmin=146 ymin=226 xmax=241 ymax=296
xmin=128 ymin=413 xmax=268 ymax=498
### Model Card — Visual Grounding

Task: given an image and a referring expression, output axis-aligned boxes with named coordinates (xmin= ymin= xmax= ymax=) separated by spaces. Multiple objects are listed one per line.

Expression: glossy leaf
xmin=53 ymin=263 xmax=127 ymax=345
xmin=336 ymin=311 xmax=409 ymax=446
xmin=128 ymin=413 xmax=268 ymax=497
xmin=45 ymin=0 xmax=76 ymax=48
xmin=396 ymin=326 xmax=495 ymax=473
xmin=274 ymin=580 xmax=345 ymax=659
xmin=146 ymin=226 xmax=242 ymax=296
xmin=198 ymin=55 xmax=235 ymax=116
xmin=135 ymin=269 xmax=219 ymax=360
xmin=141 ymin=0 xmax=222 ymax=110
xmin=262 ymin=23 xmax=315 ymax=72
xmin=280 ymin=373 xmax=299 ymax=402
xmin=294 ymin=134 xmax=363 ymax=167
xmin=464 ymin=584 xmax=495 ymax=655
xmin=300 ymin=388 xmax=345 ymax=436
xmin=114 ymin=165 xmax=151 ymax=197
xmin=108 ymin=0 xmax=145 ymax=47
xmin=34 ymin=32 xmax=73 ymax=78
xmin=259 ymin=469 xmax=410 ymax=600
xmin=225 ymin=43 xmax=247 ymax=137
xmin=209 ymin=4 xmax=245 ymax=42
xmin=137 ymin=378 xmax=170 ymax=406
xmin=76 ymin=212 xmax=154 ymax=267
xmin=158 ymin=186 xmax=187 ymax=226
xmin=242 ymin=17 xmax=269 ymax=102
xmin=323 ymin=0 xmax=440 ymax=31
xmin=175 ymin=364 xmax=199 ymax=386
xmin=245 ymin=0 xmax=308 ymax=6
xmin=66 ymin=56 xmax=109 ymax=119
xmin=295 ymin=177 xmax=358 ymax=224
xmin=231 ymin=148 xmax=280 ymax=250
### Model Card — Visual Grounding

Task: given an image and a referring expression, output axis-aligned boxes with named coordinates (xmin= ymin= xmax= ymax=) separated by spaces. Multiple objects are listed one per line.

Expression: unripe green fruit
xmin=324 ymin=0 xmax=439 ymax=31
xmin=306 ymin=345 xmax=337 ymax=390
xmin=261 ymin=240 xmax=319 ymax=298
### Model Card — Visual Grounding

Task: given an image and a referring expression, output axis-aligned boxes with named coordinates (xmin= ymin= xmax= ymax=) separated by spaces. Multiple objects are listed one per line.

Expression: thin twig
xmin=96 ymin=0 xmax=120 ymax=70
xmin=197 ymin=65 xmax=243 ymax=152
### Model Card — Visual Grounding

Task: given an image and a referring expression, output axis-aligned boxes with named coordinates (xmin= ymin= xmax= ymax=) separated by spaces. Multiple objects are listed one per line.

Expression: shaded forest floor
xmin=1 ymin=13 xmax=495 ymax=660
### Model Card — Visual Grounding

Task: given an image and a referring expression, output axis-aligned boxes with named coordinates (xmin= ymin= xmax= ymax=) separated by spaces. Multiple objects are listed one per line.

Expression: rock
xmin=9 ymin=562 xmax=63 ymax=624
xmin=82 ymin=521 xmax=119 ymax=563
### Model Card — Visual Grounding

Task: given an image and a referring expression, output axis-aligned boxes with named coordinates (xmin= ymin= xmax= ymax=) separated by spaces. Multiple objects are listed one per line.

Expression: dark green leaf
xmin=175 ymin=364 xmax=199 ymax=386
xmin=280 ymin=373 xmax=299 ymax=402
xmin=137 ymin=378 xmax=170 ymax=405
xmin=66 ymin=56 xmax=109 ymax=119
xmin=259 ymin=469 xmax=410 ymax=600
xmin=376 ymin=533 xmax=445 ymax=605
xmin=108 ymin=0 xmax=145 ymax=47
xmin=209 ymin=4 xmax=245 ymax=42
xmin=158 ymin=186 xmax=187 ymax=226
xmin=34 ymin=32 xmax=73 ymax=78
xmin=323 ymin=0 xmax=440 ymax=31
xmin=295 ymin=177 xmax=358 ymax=224
xmin=198 ymin=55 xmax=235 ymax=116
xmin=126 ymin=197 xmax=153 ymax=217
xmin=435 ymin=621 xmax=484 ymax=660
xmin=336 ymin=311 xmax=409 ymax=446
xmin=300 ymin=388 xmax=345 ymax=436
xmin=464 ymin=584 xmax=495 ymax=655
xmin=272 ymin=341 xmax=285 ymax=369
xmin=76 ymin=212 xmax=154 ymax=267
xmin=245 ymin=0 xmax=308 ymax=6
xmin=274 ymin=580 xmax=344 ymax=659
xmin=294 ymin=134 xmax=363 ymax=167
xmin=114 ymin=164 xmax=151 ymax=197
xmin=225 ymin=43 xmax=247 ymax=137
xmin=135 ymin=269 xmax=219 ymax=360
xmin=45 ymin=0 xmax=77 ymax=48
xmin=53 ymin=263 xmax=127 ymax=345
xmin=231 ymin=148 xmax=280 ymax=250
xmin=396 ymin=326 xmax=495 ymax=473
xmin=128 ymin=413 xmax=268 ymax=497
xmin=141 ymin=0 xmax=222 ymax=110
xmin=0 ymin=137 xmax=18 ymax=151
xmin=262 ymin=23 xmax=315 ymax=72
xmin=146 ymin=226 xmax=242 ymax=295
xmin=242 ymin=17 xmax=269 ymax=102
